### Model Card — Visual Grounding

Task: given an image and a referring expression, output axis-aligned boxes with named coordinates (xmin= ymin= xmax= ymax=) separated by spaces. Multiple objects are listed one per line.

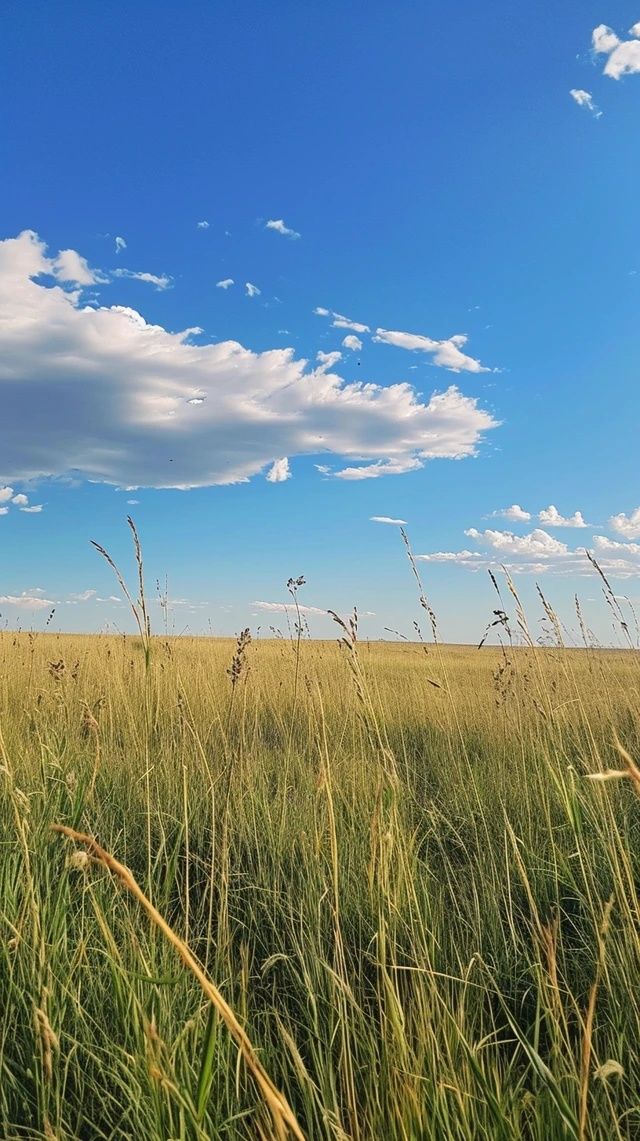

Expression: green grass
xmin=1 ymin=627 xmax=640 ymax=1139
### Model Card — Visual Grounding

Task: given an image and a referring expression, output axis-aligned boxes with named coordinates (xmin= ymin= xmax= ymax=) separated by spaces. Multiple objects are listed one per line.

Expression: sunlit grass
xmin=1 ymin=619 xmax=639 ymax=1138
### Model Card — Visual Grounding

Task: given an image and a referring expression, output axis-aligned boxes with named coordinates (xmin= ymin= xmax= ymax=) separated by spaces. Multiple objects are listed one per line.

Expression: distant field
xmin=1 ymin=630 xmax=639 ymax=1139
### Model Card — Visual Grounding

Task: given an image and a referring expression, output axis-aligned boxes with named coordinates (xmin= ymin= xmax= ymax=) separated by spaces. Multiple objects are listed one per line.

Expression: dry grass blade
xmin=586 ymin=733 xmax=640 ymax=797
xmin=51 ymin=824 xmax=305 ymax=1141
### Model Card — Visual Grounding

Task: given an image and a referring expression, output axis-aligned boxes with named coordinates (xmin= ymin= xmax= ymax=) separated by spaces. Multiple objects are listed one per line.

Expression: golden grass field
xmin=2 ymin=621 xmax=640 ymax=1138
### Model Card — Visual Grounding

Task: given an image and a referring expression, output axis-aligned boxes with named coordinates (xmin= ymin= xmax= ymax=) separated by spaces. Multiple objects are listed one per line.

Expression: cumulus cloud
xmin=538 ymin=505 xmax=589 ymax=528
xmin=342 ymin=334 xmax=362 ymax=352
xmin=12 ymin=493 xmax=28 ymax=506
xmin=0 ymin=591 xmax=54 ymax=610
xmin=197 ymin=220 xmax=210 ymax=229
xmin=465 ymin=526 xmax=568 ymax=557
xmin=570 ymin=89 xmax=602 ymax=117
xmin=490 ymin=504 xmax=531 ymax=522
xmin=592 ymin=22 xmax=640 ymax=79
xmin=370 ymin=516 xmax=408 ymax=525
xmin=216 ymin=278 xmax=234 ymax=289
xmin=417 ymin=523 xmax=640 ymax=578
xmin=266 ymin=457 xmax=291 ymax=483
xmin=0 ymin=231 xmax=499 ymax=490
xmin=609 ymin=507 xmax=640 ymax=538
xmin=313 ymin=307 xmax=330 ymax=316
xmin=374 ymin=328 xmax=490 ymax=373
xmin=245 ymin=281 xmax=261 ymax=297
xmin=112 ymin=268 xmax=171 ymax=290
xmin=0 ymin=486 xmax=14 ymax=502
xmin=115 ymin=236 xmax=127 ymax=254
xmin=20 ymin=504 xmax=43 ymax=513
xmin=0 ymin=507 xmax=8 ymax=516
xmin=53 ymin=249 xmax=103 ymax=285
xmin=265 ymin=219 xmax=300 ymax=239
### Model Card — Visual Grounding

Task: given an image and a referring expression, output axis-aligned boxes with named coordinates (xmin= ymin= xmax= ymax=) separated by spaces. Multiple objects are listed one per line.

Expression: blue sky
xmin=1 ymin=2 xmax=640 ymax=643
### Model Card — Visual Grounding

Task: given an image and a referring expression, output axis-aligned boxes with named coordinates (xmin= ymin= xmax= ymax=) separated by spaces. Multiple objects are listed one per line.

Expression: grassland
xmin=1 ymin=619 xmax=640 ymax=1139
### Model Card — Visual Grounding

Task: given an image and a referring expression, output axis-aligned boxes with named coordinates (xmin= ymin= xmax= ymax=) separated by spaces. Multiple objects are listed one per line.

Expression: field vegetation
xmin=1 ymin=532 xmax=640 ymax=1139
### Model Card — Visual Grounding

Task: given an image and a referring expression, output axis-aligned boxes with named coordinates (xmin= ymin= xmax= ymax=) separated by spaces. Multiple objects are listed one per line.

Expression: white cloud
xmin=245 ymin=282 xmax=261 ymax=297
xmin=465 ymin=526 xmax=568 ymax=557
xmin=332 ymin=312 xmax=370 ymax=334
xmin=70 ymin=589 xmax=97 ymax=602
xmin=491 ymin=504 xmax=531 ymax=522
xmin=216 ymin=278 xmax=234 ymax=289
xmin=197 ymin=220 xmax=210 ymax=229
xmin=313 ymin=307 xmax=330 ymax=316
xmin=609 ymin=507 xmax=640 ymax=539
xmin=592 ymin=22 xmax=640 ymax=79
xmin=127 ymin=498 xmax=139 ymax=504
xmin=335 ymin=457 xmax=424 ymax=481
xmin=370 ymin=516 xmax=407 ymax=525
xmin=253 ymin=600 xmax=329 ymax=618
xmin=342 ymin=334 xmax=362 ymax=352
xmin=0 ymin=230 xmax=499 ymax=489
xmin=254 ymin=600 xmax=375 ymax=619
xmin=0 ymin=591 xmax=54 ymax=610
xmin=20 ymin=504 xmax=43 ymax=513
xmin=316 ymin=350 xmax=342 ymax=372
xmin=593 ymin=535 xmax=640 ymax=556
xmin=418 ymin=521 xmax=640 ymax=579
xmin=265 ymin=219 xmax=300 ymax=239
xmin=374 ymin=328 xmax=490 ymax=373
xmin=113 ymin=268 xmax=171 ymax=290
xmin=11 ymin=493 xmax=28 ymax=506
xmin=417 ymin=550 xmax=483 ymax=563
xmin=570 ymin=89 xmax=602 ymax=118
xmin=115 ymin=236 xmax=127 ymax=254
xmin=53 ymin=249 xmax=102 ymax=286
xmin=0 ymin=507 xmax=8 ymax=516
xmin=0 ymin=486 xmax=14 ymax=503
xmin=266 ymin=457 xmax=291 ymax=483
xmin=538 ymin=505 xmax=589 ymax=528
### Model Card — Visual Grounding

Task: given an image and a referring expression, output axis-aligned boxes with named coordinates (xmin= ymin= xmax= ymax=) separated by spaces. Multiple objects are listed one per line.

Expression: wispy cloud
xmin=0 ymin=591 xmax=54 ymax=610
xmin=112 ymin=268 xmax=172 ymax=290
xmin=197 ymin=220 xmax=210 ymax=229
xmin=313 ymin=307 xmax=330 ymax=316
xmin=370 ymin=515 xmax=407 ymax=525
xmin=265 ymin=218 xmax=300 ymax=239
xmin=335 ymin=457 xmax=424 ymax=481
xmin=593 ymin=21 xmax=640 ymax=79
xmin=374 ymin=328 xmax=491 ymax=373
xmin=332 ymin=312 xmax=370 ymax=333
xmin=266 ymin=457 xmax=291 ymax=483
xmin=316 ymin=350 xmax=342 ymax=372
xmin=115 ymin=236 xmax=127 ymax=254
xmin=216 ymin=278 xmax=234 ymax=289
xmin=20 ymin=504 xmax=43 ymax=513
xmin=0 ymin=231 xmax=499 ymax=489
xmin=570 ymin=89 xmax=602 ymax=118
xmin=245 ymin=281 xmax=261 ymax=297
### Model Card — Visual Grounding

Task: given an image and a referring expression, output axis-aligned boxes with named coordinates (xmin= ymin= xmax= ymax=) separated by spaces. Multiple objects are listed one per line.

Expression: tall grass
xmin=1 ymin=561 xmax=640 ymax=1136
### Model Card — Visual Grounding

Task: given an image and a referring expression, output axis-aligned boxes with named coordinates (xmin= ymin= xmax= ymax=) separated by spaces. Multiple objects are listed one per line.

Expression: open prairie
xmin=2 ymin=627 xmax=639 ymax=1139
